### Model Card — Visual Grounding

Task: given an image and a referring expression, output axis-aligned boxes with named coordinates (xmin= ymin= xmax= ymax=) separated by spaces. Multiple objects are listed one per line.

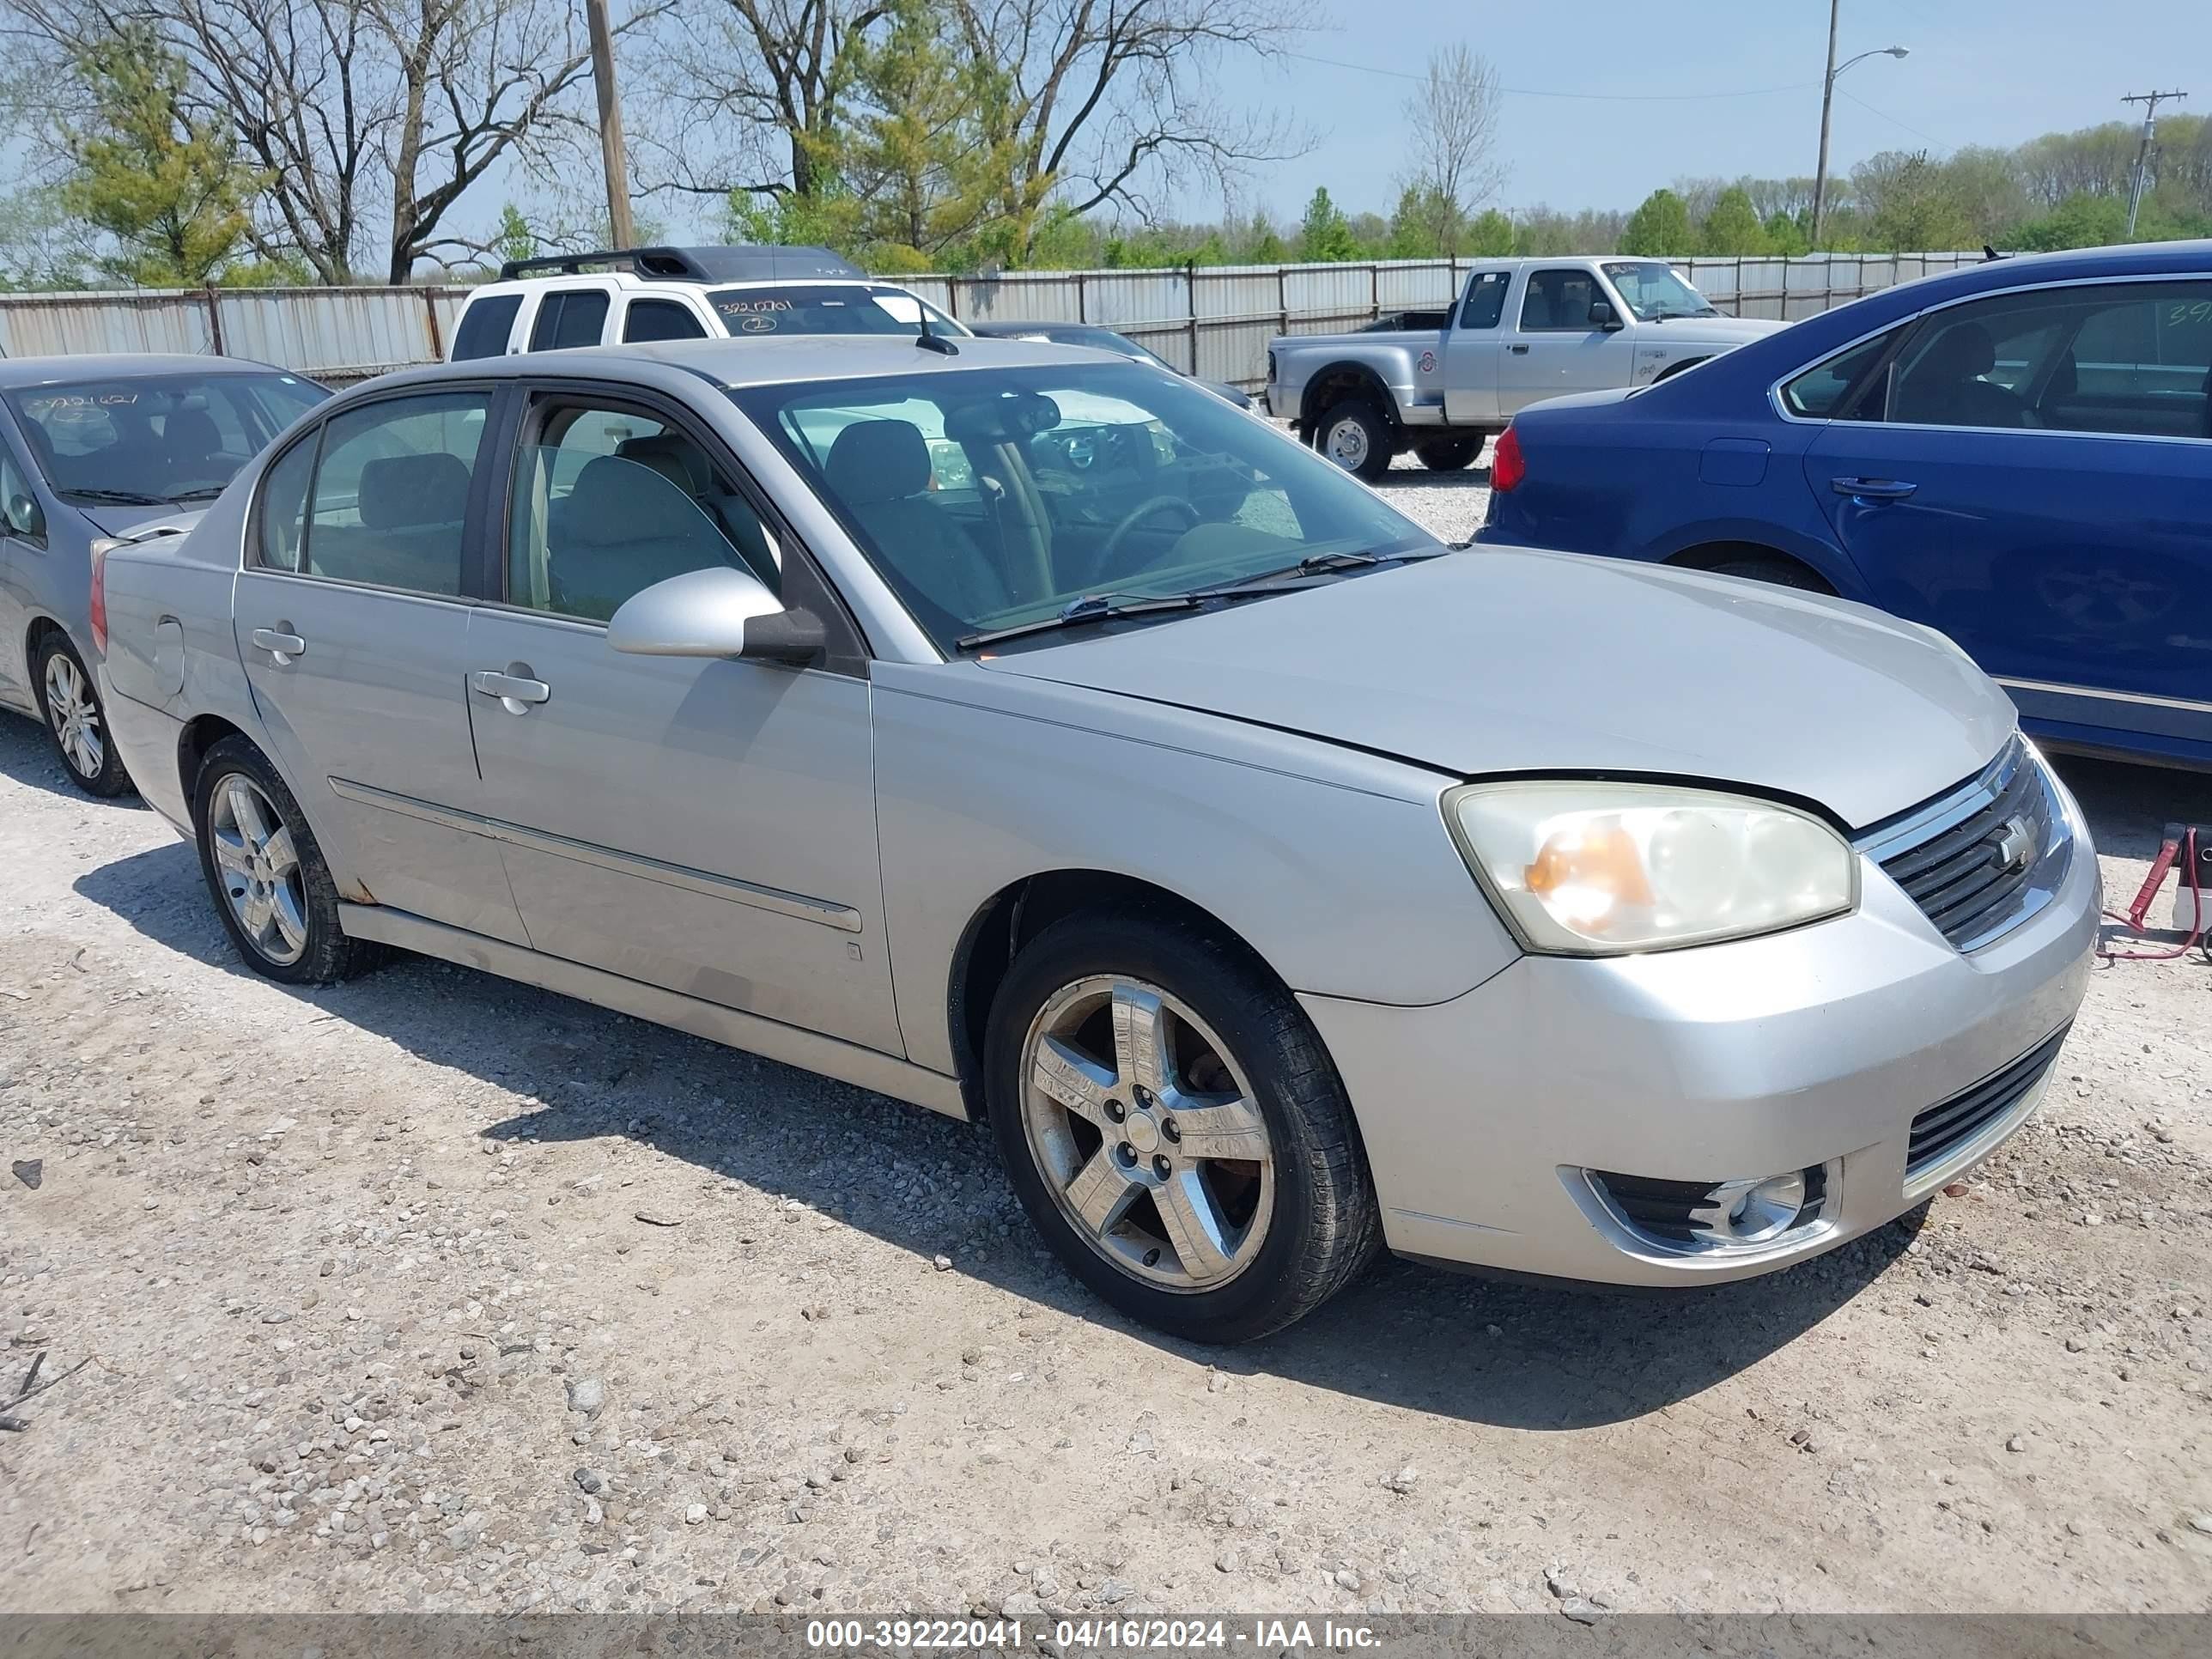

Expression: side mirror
xmin=6 ymin=493 xmax=43 ymax=541
xmin=606 ymin=564 xmax=824 ymax=665
xmin=1588 ymin=300 xmax=1623 ymax=331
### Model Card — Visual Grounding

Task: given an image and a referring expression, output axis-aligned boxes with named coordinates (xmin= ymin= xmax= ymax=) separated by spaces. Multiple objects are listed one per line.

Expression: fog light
xmin=1690 ymin=1170 xmax=1809 ymax=1246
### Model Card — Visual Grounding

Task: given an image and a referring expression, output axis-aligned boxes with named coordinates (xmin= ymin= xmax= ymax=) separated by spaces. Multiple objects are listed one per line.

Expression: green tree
xmin=1698 ymin=185 xmax=1770 ymax=255
xmin=1618 ymin=189 xmax=1692 ymax=256
xmin=57 ymin=27 xmax=260 ymax=286
xmin=1854 ymin=150 xmax=1976 ymax=252
xmin=1463 ymin=207 xmax=1515 ymax=256
xmin=1761 ymin=211 xmax=1809 ymax=256
xmin=1297 ymin=187 xmax=1360 ymax=263
xmin=493 ymin=204 xmax=537 ymax=268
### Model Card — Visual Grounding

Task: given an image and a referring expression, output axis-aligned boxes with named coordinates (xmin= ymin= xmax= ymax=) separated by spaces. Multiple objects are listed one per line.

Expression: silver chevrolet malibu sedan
xmin=94 ymin=337 xmax=2097 ymax=1342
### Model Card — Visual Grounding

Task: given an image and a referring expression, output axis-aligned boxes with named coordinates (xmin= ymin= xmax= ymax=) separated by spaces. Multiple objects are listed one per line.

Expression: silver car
xmin=94 ymin=337 xmax=2097 ymax=1342
xmin=0 ymin=354 xmax=326 ymax=793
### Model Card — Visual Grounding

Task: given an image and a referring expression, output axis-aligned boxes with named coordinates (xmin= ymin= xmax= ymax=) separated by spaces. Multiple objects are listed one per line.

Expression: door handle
xmin=1831 ymin=476 xmax=1917 ymax=501
xmin=250 ymin=626 xmax=306 ymax=664
xmin=1508 ymin=343 xmax=1530 ymax=355
xmin=470 ymin=668 xmax=551 ymax=714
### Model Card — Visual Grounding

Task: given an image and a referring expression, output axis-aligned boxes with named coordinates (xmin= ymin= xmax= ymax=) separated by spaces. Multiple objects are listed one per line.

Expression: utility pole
xmin=2122 ymin=89 xmax=2186 ymax=237
xmin=1811 ymin=0 xmax=1841 ymax=246
xmin=585 ymin=0 xmax=636 ymax=247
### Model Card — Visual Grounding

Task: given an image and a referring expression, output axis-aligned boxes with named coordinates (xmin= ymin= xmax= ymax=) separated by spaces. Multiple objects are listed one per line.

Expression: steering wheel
xmin=1089 ymin=495 xmax=1201 ymax=586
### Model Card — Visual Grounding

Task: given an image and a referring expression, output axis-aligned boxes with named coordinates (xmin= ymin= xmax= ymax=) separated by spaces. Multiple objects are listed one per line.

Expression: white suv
xmin=446 ymin=245 xmax=969 ymax=359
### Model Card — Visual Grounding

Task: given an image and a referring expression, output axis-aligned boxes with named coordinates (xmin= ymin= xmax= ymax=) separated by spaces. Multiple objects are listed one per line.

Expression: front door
xmin=1496 ymin=267 xmax=1620 ymax=416
xmin=1806 ymin=277 xmax=2212 ymax=749
xmin=462 ymin=392 xmax=902 ymax=1054
xmin=234 ymin=386 xmax=528 ymax=943
xmin=1442 ymin=270 xmax=1511 ymax=426
xmin=0 ymin=441 xmax=44 ymax=713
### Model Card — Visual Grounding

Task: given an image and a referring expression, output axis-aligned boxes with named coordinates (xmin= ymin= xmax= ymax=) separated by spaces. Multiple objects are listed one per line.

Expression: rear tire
xmin=1315 ymin=399 xmax=1394 ymax=482
xmin=1414 ymin=436 xmax=1483 ymax=471
xmin=984 ymin=909 xmax=1382 ymax=1343
xmin=191 ymin=735 xmax=385 ymax=985
xmin=33 ymin=632 xmax=131 ymax=798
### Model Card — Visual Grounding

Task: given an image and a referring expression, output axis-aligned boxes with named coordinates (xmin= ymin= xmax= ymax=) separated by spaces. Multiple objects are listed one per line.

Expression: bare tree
xmin=1397 ymin=43 xmax=1503 ymax=253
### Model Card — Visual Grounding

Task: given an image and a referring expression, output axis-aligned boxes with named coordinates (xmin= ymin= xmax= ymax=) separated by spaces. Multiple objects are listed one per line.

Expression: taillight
xmin=1492 ymin=425 xmax=1526 ymax=494
xmin=88 ymin=542 xmax=111 ymax=656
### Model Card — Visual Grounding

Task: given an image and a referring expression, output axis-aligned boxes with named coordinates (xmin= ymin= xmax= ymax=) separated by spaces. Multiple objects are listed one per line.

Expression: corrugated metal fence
xmin=0 ymin=252 xmax=1983 ymax=391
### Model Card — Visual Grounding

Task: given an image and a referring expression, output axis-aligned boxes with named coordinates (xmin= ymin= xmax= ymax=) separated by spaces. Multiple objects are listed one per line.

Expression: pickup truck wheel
xmin=1414 ymin=437 xmax=1483 ymax=471
xmin=1316 ymin=399 xmax=1393 ymax=482
xmin=192 ymin=735 xmax=385 ymax=985
xmin=33 ymin=633 xmax=132 ymax=798
xmin=984 ymin=910 xmax=1382 ymax=1343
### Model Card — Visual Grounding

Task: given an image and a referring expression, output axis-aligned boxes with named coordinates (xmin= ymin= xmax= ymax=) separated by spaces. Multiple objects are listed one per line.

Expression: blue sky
xmin=1203 ymin=0 xmax=2210 ymax=222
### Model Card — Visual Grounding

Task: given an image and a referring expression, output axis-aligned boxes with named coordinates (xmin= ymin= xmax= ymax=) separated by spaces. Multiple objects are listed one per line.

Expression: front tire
xmin=984 ymin=910 xmax=1381 ymax=1343
xmin=1315 ymin=399 xmax=1394 ymax=482
xmin=191 ymin=735 xmax=384 ymax=985
xmin=33 ymin=633 xmax=131 ymax=798
xmin=1414 ymin=436 xmax=1483 ymax=471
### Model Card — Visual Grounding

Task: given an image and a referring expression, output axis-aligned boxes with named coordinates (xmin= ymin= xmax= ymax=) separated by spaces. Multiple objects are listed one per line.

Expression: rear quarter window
xmin=452 ymin=293 xmax=522 ymax=360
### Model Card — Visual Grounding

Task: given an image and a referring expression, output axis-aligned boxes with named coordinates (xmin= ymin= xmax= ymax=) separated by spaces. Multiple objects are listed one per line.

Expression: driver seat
xmin=1897 ymin=322 xmax=2027 ymax=429
xmin=825 ymin=420 xmax=1006 ymax=618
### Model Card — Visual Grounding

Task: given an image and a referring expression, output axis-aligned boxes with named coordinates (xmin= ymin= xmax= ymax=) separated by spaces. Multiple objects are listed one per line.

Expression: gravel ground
xmin=5 ymin=470 xmax=2212 ymax=1618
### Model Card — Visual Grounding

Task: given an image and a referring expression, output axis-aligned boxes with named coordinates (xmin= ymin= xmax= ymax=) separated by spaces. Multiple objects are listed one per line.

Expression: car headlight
xmin=1443 ymin=781 xmax=1857 ymax=955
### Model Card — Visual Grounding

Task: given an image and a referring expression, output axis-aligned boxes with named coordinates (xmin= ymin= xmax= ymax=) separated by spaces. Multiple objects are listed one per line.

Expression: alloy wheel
xmin=42 ymin=652 xmax=103 ymax=781
xmin=1018 ymin=975 xmax=1276 ymax=1291
xmin=209 ymin=775 xmax=309 ymax=966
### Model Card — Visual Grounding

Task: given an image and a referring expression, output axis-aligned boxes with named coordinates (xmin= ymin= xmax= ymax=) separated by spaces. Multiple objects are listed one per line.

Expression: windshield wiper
xmin=59 ymin=487 xmax=171 ymax=506
xmin=1202 ymin=547 xmax=1443 ymax=594
xmin=166 ymin=486 xmax=228 ymax=502
xmin=957 ymin=591 xmax=1204 ymax=650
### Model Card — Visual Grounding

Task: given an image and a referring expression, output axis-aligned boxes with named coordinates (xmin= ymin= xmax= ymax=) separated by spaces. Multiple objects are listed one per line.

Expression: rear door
xmin=1495 ymin=267 xmax=1620 ymax=415
xmin=1442 ymin=270 xmax=1512 ymax=425
xmin=520 ymin=283 xmax=618 ymax=352
xmin=460 ymin=385 xmax=902 ymax=1053
xmin=1804 ymin=276 xmax=2212 ymax=745
xmin=234 ymin=386 xmax=528 ymax=942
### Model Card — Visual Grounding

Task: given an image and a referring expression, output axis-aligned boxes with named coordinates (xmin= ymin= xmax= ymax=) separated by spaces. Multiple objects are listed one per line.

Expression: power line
xmin=1280 ymin=49 xmax=1819 ymax=103
xmin=1838 ymin=88 xmax=1948 ymax=151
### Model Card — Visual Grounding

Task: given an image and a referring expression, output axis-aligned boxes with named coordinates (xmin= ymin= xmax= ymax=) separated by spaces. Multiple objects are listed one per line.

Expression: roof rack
xmin=495 ymin=245 xmax=866 ymax=283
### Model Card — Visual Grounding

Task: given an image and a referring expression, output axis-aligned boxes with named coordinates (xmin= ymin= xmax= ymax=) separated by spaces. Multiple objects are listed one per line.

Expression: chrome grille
xmin=1908 ymin=1025 xmax=2069 ymax=1176
xmin=1860 ymin=740 xmax=2064 ymax=951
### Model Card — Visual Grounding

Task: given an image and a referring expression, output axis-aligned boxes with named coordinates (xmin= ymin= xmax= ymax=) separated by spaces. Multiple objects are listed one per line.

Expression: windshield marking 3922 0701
xmin=730 ymin=360 xmax=1438 ymax=652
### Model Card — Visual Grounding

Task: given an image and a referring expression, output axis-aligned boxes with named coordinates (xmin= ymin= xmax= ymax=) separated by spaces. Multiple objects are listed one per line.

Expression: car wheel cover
xmin=209 ymin=775 xmax=310 ymax=967
xmin=1324 ymin=416 xmax=1370 ymax=470
xmin=41 ymin=652 xmax=102 ymax=780
xmin=1019 ymin=975 xmax=1276 ymax=1292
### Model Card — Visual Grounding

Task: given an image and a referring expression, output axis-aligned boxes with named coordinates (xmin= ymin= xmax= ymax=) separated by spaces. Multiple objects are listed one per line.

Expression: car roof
xmin=362 ymin=335 xmax=1137 ymax=397
xmin=0 ymin=352 xmax=296 ymax=388
xmin=494 ymin=244 xmax=864 ymax=283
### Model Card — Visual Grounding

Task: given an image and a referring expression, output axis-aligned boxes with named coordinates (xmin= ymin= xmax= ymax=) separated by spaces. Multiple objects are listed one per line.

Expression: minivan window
xmin=285 ymin=392 xmax=489 ymax=593
xmin=4 ymin=372 xmax=325 ymax=504
xmin=529 ymin=290 xmax=611 ymax=351
xmin=452 ymin=293 xmax=522 ymax=359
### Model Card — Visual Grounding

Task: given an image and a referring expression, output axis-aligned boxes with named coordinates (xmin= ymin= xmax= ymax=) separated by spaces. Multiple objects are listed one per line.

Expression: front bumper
xmin=1302 ymin=769 xmax=2099 ymax=1286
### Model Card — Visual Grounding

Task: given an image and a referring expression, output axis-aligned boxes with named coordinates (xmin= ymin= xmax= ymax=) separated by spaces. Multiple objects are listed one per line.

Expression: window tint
xmin=507 ymin=402 xmax=778 ymax=623
xmin=452 ymin=293 xmax=522 ymax=359
xmin=1889 ymin=283 xmax=2212 ymax=437
xmin=296 ymin=392 xmax=488 ymax=593
xmin=1781 ymin=330 xmax=1899 ymax=419
xmin=708 ymin=283 xmax=958 ymax=338
xmin=622 ymin=299 xmax=709 ymax=343
xmin=1 ymin=447 xmax=40 ymax=539
xmin=528 ymin=290 xmax=611 ymax=351
xmin=3 ymin=372 xmax=324 ymax=503
xmin=1520 ymin=269 xmax=1601 ymax=332
xmin=255 ymin=435 xmax=317 ymax=571
xmin=1460 ymin=272 xmax=1510 ymax=330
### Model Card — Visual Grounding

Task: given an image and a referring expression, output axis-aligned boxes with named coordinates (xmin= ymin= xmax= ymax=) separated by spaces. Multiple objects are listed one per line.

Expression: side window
xmin=1519 ymin=269 xmax=1600 ymax=332
xmin=452 ymin=293 xmax=522 ymax=360
xmin=254 ymin=434 xmax=318 ymax=571
xmin=297 ymin=392 xmax=488 ymax=593
xmin=528 ymin=291 xmax=611 ymax=352
xmin=1459 ymin=271 xmax=1510 ymax=331
xmin=507 ymin=400 xmax=779 ymax=623
xmin=623 ymin=299 xmax=709 ymax=343
xmin=1780 ymin=330 xmax=1901 ymax=420
xmin=1 ymin=447 xmax=40 ymax=540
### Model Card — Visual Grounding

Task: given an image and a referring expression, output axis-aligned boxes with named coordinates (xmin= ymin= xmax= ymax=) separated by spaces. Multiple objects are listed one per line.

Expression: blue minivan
xmin=1477 ymin=241 xmax=2212 ymax=769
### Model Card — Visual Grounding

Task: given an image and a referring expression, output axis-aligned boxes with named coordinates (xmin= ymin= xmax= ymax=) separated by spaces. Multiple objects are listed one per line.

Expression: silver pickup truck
xmin=1267 ymin=257 xmax=1784 ymax=478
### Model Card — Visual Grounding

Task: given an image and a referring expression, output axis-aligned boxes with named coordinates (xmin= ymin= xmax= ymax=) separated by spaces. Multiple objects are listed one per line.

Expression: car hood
xmin=80 ymin=502 xmax=206 ymax=540
xmin=1650 ymin=314 xmax=1785 ymax=346
xmin=974 ymin=550 xmax=2015 ymax=830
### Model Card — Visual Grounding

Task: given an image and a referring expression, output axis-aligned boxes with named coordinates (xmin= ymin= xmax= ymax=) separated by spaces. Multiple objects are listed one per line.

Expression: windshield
xmin=708 ymin=283 xmax=967 ymax=340
xmin=732 ymin=361 xmax=1435 ymax=650
xmin=1601 ymin=261 xmax=1720 ymax=321
xmin=5 ymin=371 xmax=326 ymax=503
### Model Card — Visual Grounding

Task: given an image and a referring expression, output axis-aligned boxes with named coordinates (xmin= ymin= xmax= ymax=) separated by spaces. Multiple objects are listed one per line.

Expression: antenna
xmin=915 ymin=298 xmax=957 ymax=356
